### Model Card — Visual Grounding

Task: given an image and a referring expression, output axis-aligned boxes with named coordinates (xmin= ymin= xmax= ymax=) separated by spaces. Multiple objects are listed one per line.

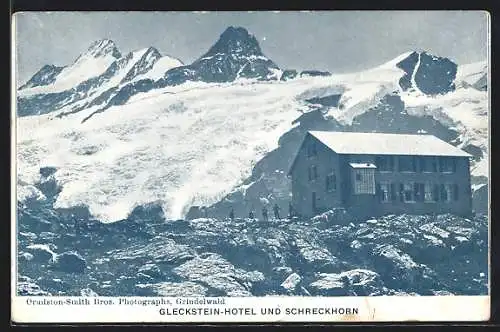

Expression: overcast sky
xmin=14 ymin=11 xmax=489 ymax=85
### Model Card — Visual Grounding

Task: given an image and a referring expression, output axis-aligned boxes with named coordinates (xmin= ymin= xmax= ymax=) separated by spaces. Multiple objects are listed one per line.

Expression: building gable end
xmin=287 ymin=132 xmax=338 ymax=176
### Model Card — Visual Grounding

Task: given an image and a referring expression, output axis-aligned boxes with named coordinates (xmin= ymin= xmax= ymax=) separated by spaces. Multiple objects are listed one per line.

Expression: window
xmin=440 ymin=184 xmax=459 ymax=202
xmin=308 ymin=165 xmax=318 ymax=181
xmin=399 ymin=182 xmax=416 ymax=202
xmin=307 ymin=142 xmax=317 ymax=158
xmin=433 ymin=184 xmax=440 ymax=202
xmin=420 ymin=157 xmax=438 ymax=173
xmin=453 ymin=184 xmax=459 ymax=201
xmin=440 ymin=184 xmax=451 ymax=202
xmin=424 ymin=183 xmax=437 ymax=202
xmin=326 ymin=172 xmax=336 ymax=192
xmin=378 ymin=182 xmax=391 ymax=203
xmin=390 ymin=183 xmax=397 ymax=201
xmin=439 ymin=157 xmax=456 ymax=173
xmin=398 ymin=156 xmax=417 ymax=172
xmin=414 ymin=183 xmax=425 ymax=202
xmin=353 ymin=168 xmax=376 ymax=195
xmin=375 ymin=156 xmax=395 ymax=172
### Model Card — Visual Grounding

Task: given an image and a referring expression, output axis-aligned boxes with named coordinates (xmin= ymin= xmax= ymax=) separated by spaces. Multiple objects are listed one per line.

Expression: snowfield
xmin=17 ymin=78 xmax=325 ymax=221
xmin=16 ymin=55 xmax=488 ymax=222
xmin=133 ymin=55 xmax=183 ymax=82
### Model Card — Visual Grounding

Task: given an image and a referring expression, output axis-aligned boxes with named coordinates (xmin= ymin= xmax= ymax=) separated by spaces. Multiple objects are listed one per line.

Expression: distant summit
xmin=160 ymin=26 xmax=281 ymax=85
xmin=83 ymin=39 xmax=122 ymax=59
xmin=120 ymin=47 xmax=163 ymax=83
xmin=396 ymin=51 xmax=457 ymax=95
xmin=204 ymin=26 xmax=263 ymax=57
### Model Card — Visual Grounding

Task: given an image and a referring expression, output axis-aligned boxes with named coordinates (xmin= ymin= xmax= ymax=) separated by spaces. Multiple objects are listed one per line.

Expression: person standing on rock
xmin=229 ymin=208 xmax=235 ymax=221
xmin=73 ymin=215 xmax=80 ymax=236
xmin=288 ymin=202 xmax=294 ymax=220
xmin=262 ymin=206 xmax=268 ymax=222
xmin=273 ymin=203 xmax=280 ymax=220
xmin=249 ymin=210 xmax=255 ymax=220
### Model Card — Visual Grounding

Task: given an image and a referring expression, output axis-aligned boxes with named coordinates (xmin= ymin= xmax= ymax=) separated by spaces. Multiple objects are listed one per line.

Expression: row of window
xmin=378 ymin=182 xmax=459 ymax=203
xmin=308 ymin=150 xmax=458 ymax=173
xmin=375 ymin=155 xmax=457 ymax=173
xmin=309 ymin=166 xmax=461 ymax=204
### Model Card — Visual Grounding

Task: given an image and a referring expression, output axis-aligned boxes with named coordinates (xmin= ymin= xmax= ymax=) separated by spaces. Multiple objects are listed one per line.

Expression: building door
xmin=312 ymin=192 xmax=316 ymax=213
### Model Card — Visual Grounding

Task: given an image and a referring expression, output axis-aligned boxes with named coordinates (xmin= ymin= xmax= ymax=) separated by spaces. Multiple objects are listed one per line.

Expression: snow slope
xmin=16 ymin=53 xmax=488 ymax=222
xmin=455 ymin=60 xmax=488 ymax=87
xmin=133 ymin=55 xmax=183 ymax=82
xmin=17 ymin=77 xmax=332 ymax=221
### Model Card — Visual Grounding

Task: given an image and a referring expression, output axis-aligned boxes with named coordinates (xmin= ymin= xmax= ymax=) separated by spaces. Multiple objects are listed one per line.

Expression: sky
xmin=14 ymin=11 xmax=489 ymax=85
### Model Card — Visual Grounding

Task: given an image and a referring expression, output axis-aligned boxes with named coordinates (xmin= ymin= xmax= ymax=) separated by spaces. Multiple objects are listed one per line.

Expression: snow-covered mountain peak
xmin=84 ymin=39 xmax=122 ymax=59
xmin=18 ymin=39 xmax=123 ymax=97
xmin=118 ymin=47 xmax=163 ymax=83
xmin=143 ymin=46 xmax=162 ymax=59
xmin=204 ymin=26 xmax=262 ymax=58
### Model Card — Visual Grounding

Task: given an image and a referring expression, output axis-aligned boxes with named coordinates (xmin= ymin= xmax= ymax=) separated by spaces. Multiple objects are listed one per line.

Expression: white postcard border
xmin=10 ymin=11 xmax=492 ymax=324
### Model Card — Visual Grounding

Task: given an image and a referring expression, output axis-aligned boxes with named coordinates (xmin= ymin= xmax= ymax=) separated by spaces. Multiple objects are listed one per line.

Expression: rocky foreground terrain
xmin=17 ymin=201 xmax=488 ymax=297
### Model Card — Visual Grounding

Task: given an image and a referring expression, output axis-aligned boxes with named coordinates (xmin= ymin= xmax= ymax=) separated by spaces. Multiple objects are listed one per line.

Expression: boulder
xmin=18 ymin=283 xmax=51 ymax=296
xmin=51 ymin=251 xmax=87 ymax=273
xmin=173 ymin=253 xmax=263 ymax=296
xmin=80 ymin=288 xmax=99 ymax=297
xmin=281 ymin=272 xmax=301 ymax=291
xmin=18 ymin=231 xmax=38 ymax=242
xmin=36 ymin=277 xmax=71 ymax=293
xmin=138 ymin=263 xmax=163 ymax=279
xmin=371 ymin=244 xmax=422 ymax=288
xmin=19 ymin=252 xmax=34 ymax=262
xmin=25 ymin=244 xmax=56 ymax=263
xmin=109 ymin=237 xmax=195 ymax=266
xmin=309 ymin=269 xmax=384 ymax=296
